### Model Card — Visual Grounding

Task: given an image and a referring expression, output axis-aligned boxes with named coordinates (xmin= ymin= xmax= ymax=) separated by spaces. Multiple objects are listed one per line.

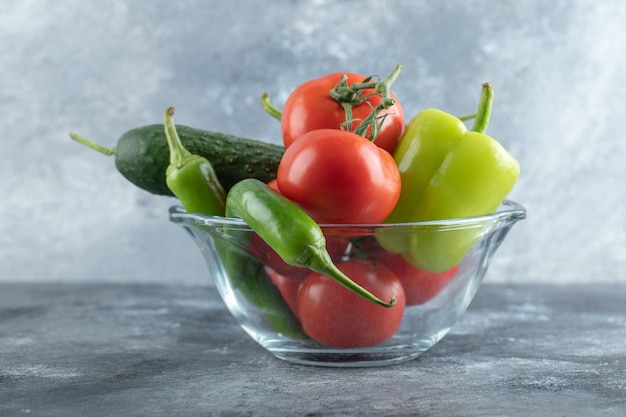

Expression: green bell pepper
xmin=379 ymin=83 xmax=520 ymax=272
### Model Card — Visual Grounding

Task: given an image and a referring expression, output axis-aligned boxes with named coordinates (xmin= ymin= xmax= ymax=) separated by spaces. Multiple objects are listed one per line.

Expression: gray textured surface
xmin=1 ymin=1 xmax=626 ymax=284
xmin=1 ymin=283 xmax=625 ymax=416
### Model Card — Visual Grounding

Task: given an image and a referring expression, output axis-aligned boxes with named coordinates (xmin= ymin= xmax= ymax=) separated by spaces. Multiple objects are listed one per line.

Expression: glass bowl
xmin=169 ymin=200 xmax=526 ymax=367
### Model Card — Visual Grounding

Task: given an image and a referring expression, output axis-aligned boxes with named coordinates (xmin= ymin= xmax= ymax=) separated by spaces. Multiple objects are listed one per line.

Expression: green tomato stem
xmin=332 ymin=74 xmax=365 ymax=105
xmin=471 ymin=82 xmax=494 ymax=134
xmin=374 ymin=63 xmax=403 ymax=109
xmin=261 ymin=92 xmax=282 ymax=121
xmin=69 ymin=133 xmax=116 ymax=156
xmin=331 ymin=64 xmax=403 ymax=141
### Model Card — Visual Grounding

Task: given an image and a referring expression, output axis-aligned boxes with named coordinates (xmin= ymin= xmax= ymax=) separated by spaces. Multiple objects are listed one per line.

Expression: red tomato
xmin=296 ymin=259 xmax=406 ymax=348
xmin=280 ymin=72 xmax=405 ymax=154
xmin=265 ymin=266 xmax=303 ymax=318
xmin=266 ymin=178 xmax=280 ymax=191
xmin=370 ymin=248 xmax=459 ymax=305
xmin=276 ymin=129 xmax=401 ymax=224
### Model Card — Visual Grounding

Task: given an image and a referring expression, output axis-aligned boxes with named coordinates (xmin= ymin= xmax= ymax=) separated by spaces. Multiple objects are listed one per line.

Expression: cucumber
xmin=70 ymin=124 xmax=285 ymax=196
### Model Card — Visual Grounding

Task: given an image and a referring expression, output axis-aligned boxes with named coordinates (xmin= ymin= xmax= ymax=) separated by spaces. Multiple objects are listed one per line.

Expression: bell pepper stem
xmin=471 ymin=82 xmax=494 ymax=134
xmin=261 ymin=92 xmax=282 ymax=121
xmin=457 ymin=112 xmax=477 ymax=122
xmin=164 ymin=107 xmax=193 ymax=167
xmin=69 ymin=133 xmax=116 ymax=156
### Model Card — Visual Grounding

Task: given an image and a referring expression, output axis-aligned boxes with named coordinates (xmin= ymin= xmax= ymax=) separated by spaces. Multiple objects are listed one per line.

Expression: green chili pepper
xmin=216 ymin=229 xmax=307 ymax=338
xmin=164 ymin=107 xmax=226 ymax=216
xmin=379 ymin=83 xmax=520 ymax=272
xmin=178 ymin=217 xmax=306 ymax=339
xmin=226 ymin=178 xmax=397 ymax=308
xmin=161 ymin=109 xmax=304 ymax=335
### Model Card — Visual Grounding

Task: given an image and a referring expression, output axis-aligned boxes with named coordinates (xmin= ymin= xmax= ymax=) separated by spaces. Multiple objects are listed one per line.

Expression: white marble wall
xmin=2 ymin=1 xmax=625 ymax=283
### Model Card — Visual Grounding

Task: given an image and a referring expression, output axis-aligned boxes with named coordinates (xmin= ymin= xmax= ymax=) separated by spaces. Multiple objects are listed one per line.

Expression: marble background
xmin=2 ymin=0 xmax=625 ymax=284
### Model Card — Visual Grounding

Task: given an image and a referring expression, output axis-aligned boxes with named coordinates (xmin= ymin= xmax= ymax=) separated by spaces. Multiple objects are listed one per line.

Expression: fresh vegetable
xmin=203 ymin=228 xmax=305 ymax=339
xmin=70 ymin=124 xmax=284 ymax=196
xmin=163 ymin=107 xmax=226 ymax=216
xmin=369 ymin=246 xmax=459 ymax=305
xmin=381 ymin=110 xmax=468 ymax=233
xmin=225 ymin=178 xmax=397 ymax=308
xmin=379 ymin=83 xmax=520 ymax=272
xmin=248 ymin=234 xmax=311 ymax=279
xmin=264 ymin=266 xmax=303 ymax=318
xmin=249 ymin=179 xmax=350 ymax=278
xmin=353 ymin=236 xmax=459 ymax=305
xmin=248 ymin=231 xmax=349 ymax=280
xmin=276 ymin=65 xmax=405 ymax=154
xmin=276 ymin=129 xmax=401 ymax=224
xmin=296 ymin=259 xmax=406 ymax=348
xmin=68 ymin=64 xmax=524 ymax=354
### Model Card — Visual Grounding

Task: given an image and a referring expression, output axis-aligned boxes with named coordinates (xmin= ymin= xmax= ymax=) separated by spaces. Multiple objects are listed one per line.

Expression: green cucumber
xmin=70 ymin=124 xmax=285 ymax=196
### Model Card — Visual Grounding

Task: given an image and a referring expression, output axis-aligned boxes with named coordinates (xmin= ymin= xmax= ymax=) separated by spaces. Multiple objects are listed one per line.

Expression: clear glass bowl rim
xmin=169 ymin=199 xmax=526 ymax=229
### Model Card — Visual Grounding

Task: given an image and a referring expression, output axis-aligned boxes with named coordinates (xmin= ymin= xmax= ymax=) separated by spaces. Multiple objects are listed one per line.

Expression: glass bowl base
xmin=271 ymin=350 xmax=426 ymax=368
xmin=262 ymin=337 xmax=445 ymax=367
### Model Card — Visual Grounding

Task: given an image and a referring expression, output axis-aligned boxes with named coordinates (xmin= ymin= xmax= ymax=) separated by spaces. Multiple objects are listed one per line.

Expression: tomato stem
xmin=471 ymin=82 xmax=494 ymax=134
xmin=261 ymin=92 xmax=282 ymax=121
xmin=330 ymin=64 xmax=403 ymax=141
xmin=374 ymin=64 xmax=403 ymax=109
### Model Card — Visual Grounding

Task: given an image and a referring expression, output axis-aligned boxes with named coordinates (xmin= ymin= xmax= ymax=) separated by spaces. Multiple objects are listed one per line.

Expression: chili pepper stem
xmin=261 ymin=92 xmax=282 ymax=121
xmin=297 ymin=243 xmax=397 ymax=308
xmin=471 ymin=82 xmax=494 ymax=134
xmin=69 ymin=133 xmax=116 ymax=156
xmin=164 ymin=107 xmax=193 ymax=167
